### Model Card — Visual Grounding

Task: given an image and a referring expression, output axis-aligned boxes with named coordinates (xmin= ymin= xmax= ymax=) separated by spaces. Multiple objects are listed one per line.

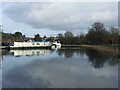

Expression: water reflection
xmin=10 ymin=49 xmax=50 ymax=57
xmin=2 ymin=48 xmax=119 ymax=88
xmin=57 ymin=48 xmax=86 ymax=58
xmin=2 ymin=48 xmax=119 ymax=68
xmin=85 ymin=49 xmax=119 ymax=68
xmin=57 ymin=48 xmax=119 ymax=68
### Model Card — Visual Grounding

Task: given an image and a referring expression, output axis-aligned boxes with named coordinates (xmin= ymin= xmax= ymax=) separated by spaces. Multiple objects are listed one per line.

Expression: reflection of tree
xmin=108 ymin=57 xmax=119 ymax=66
xmin=57 ymin=49 xmax=74 ymax=58
xmin=2 ymin=48 xmax=119 ymax=68
xmin=64 ymin=49 xmax=74 ymax=58
xmin=85 ymin=48 xmax=110 ymax=68
xmin=85 ymin=48 xmax=119 ymax=68
xmin=57 ymin=48 xmax=119 ymax=68
xmin=57 ymin=48 xmax=86 ymax=58
xmin=57 ymin=50 xmax=63 ymax=56
xmin=2 ymin=50 xmax=13 ymax=56
xmin=78 ymin=48 xmax=86 ymax=56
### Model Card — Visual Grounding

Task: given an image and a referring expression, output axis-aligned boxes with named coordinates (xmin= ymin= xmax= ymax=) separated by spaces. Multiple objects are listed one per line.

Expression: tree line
xmin=1 ymin=32 xmax=26 ymax=42
xmin=57 ymin=22 xmax=120 ymax=45
xmin=1 ymin=22 xmax=120 ymax=45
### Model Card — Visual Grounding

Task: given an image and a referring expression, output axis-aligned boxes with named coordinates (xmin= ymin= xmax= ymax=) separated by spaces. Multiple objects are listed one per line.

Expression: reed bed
xmin=81 ymin=45 xmax=120 ymax=58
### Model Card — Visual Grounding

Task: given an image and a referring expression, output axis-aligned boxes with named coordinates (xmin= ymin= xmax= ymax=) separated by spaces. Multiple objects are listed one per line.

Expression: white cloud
xmin=3 ymin=2 xmax=118 ymax=34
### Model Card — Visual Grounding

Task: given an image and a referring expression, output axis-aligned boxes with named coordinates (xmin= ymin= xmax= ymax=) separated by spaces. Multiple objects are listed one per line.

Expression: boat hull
xmin=9 ymin=46 xmax=51 ymax=50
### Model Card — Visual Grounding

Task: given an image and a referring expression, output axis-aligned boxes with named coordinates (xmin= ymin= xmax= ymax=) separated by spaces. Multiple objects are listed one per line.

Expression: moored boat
xmin=51 ymin=41 xmax=61 ymax=49
xmin=9 ymin=41 xmax=51 ymax=49
xmin=2 ymin=40 xmax=62 ymax=49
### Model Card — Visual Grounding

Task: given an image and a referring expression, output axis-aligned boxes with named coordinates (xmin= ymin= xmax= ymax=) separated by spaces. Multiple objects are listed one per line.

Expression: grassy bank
xmin=80 ymin=45 xmax=120 ymax=58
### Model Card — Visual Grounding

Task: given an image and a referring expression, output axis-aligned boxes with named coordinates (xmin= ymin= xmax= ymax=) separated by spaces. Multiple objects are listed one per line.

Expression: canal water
xmin=2 ymin=47 xmax=119 ymax=88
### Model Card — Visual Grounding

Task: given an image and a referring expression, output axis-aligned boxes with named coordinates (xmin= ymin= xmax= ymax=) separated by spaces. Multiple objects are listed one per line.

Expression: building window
xmin=37 ymin=43 xmax=40 ymax=45
xmin=44 ymin=42 xmax=45 ymax=45
xmin=32 ymin=43 xmax=35 ymax=45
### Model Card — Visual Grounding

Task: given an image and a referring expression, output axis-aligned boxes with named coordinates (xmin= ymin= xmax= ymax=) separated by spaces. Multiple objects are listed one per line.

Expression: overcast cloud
xmin=2 ymin=2 xmax=118 ymax=36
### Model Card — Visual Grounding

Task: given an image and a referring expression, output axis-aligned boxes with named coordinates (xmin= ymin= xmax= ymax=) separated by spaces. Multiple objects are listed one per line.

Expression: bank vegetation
xmin=1 ymin=22 xmax=120 ymax=57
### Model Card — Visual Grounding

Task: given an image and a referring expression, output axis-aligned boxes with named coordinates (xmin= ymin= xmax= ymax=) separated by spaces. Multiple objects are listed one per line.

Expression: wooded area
xmin=1 ymin=22 xmax=120 ymax=46
xmin=57 ymin=22 xmax=120 ymax=45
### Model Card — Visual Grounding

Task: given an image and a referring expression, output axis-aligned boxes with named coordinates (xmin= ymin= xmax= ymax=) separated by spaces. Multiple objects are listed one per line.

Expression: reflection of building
xmin=10 ymin=49 xmax=50 ymax=56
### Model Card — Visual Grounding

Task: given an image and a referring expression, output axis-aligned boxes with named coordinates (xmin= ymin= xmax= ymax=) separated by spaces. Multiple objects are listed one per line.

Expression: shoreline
xmin=80 ymin=45 xmax=120 ymax=58
xmin=1 ymin=44 xmax=120 ymax=58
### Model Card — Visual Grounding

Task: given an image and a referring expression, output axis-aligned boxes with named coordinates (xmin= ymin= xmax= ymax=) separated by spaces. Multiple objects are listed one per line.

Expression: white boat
xmin=51 ymin=41 xmax=61 ymax=49
xmin=10 ymin=41 xmax=51 ymax=49
xmin=52 ymin=41 xmax=61 ymax=46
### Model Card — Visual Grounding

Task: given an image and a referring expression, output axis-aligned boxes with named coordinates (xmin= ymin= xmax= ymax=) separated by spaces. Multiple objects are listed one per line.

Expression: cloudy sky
xmin=1 ymin=2 xmax=118 ymax=37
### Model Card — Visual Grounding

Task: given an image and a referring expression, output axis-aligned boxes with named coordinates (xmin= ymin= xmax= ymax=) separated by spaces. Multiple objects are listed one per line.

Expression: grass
xmin=81 ymin=44 xmax=120 ymax=48
xmin=80 ymin=44 xmax=120 ymax=58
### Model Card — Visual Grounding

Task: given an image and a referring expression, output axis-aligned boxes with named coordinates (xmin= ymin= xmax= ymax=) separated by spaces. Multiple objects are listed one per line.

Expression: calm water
xmin=2 ymin=47 xmax=119 ymax=88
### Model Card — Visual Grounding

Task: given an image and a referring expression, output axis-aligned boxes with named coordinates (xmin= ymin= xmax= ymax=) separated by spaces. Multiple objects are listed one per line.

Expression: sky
xmin=1 ymin=1 xmax=118 ymax=37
